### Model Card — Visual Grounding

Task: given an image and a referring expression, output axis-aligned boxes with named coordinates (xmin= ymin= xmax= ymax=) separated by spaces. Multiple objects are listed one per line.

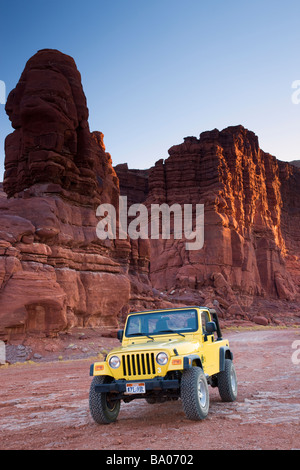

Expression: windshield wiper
xmin=127 ymin=332 xmax=154 ymax=340
xmin=156 ymin=329 xmax=185 ymax=337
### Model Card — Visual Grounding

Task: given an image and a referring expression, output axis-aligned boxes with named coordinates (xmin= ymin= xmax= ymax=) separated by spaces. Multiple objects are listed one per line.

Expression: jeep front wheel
xmin=181 ymin=367 xmax=209 ymax=420
xmin=89 ymin=376 xmax=121 ymax=424
xmin=218 ymin=359 xmax=238 ymax=402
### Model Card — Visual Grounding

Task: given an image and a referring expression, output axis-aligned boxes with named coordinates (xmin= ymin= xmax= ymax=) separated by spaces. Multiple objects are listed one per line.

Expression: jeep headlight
xmin=156 ymin=352 xmax=168 ymax=366
xmin=109 ymin=355 xmax=121 ymax=369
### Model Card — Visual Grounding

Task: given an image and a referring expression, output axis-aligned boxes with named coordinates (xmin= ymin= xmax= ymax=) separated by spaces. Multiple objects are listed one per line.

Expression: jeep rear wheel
xmin=218 ymin=359 xmax=237 ymax=402
xmin=181 ymin=367 xmax=209 ymax=420
xmin=89 ymin=376 xmax=120 ymax=424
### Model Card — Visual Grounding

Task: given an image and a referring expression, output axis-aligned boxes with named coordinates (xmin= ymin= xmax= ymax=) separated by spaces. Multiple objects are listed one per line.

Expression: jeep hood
xmin=109 ymin=337 xmax=200 ymax=357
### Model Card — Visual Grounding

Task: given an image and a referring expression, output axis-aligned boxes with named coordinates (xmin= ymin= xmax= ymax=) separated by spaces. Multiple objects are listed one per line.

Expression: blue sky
xmin=1 ymin=0 xmax=300 ymax=179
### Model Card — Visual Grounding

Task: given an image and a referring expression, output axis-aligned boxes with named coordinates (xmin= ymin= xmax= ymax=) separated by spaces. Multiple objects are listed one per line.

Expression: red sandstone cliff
xmin=0 ymin=50 xmax=299 ymax=340
xmin=116 ymin=127 xmax=300 ymax=325
xmin=0 ymin=50 xmax=156 ymax=341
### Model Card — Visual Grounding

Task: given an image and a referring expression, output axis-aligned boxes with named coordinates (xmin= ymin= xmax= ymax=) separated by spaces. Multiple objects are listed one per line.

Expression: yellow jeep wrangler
xmin=89 ymin=307 xmax=237 ymax=424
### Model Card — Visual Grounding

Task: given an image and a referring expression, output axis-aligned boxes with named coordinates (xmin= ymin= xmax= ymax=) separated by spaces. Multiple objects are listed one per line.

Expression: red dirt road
xmin=0 ymin=328 xmax=299 ymax=450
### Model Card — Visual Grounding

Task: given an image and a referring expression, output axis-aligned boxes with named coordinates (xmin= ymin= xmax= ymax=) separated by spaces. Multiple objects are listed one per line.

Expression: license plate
xmin=126 ymin=382 xmax=146 ymax=394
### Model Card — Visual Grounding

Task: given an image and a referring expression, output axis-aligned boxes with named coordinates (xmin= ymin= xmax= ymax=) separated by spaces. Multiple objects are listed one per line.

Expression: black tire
xmin=89 ymin=376 xmax=121 ymax=424
xmin=181 ymin=367 xmax=209 ymax=420
xmin=218 ymin=359 xmax=237 ymax=402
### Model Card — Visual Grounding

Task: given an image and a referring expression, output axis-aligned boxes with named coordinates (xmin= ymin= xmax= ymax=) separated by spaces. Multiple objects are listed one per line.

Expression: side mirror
xmin=206 ymin=321 xmax=217 ymax=334
xmin=117 ymin=330 xmax=124 ymax=342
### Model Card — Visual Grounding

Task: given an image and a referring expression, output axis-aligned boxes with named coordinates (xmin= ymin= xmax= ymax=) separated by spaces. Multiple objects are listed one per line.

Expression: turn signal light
xmin=172 ymin=359 xmax=182 ymax=365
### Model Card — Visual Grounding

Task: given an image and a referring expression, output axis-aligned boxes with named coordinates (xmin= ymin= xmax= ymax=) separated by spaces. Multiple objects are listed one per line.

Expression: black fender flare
xmin=219 ymin=346 xmax=233 ymax=372
xmin=183 ymin=354 xmax=203 ymax=370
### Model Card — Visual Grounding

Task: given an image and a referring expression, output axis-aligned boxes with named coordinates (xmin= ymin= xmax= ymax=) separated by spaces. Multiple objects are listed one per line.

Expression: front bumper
xmin=94 ymin=378 xmax=180 ymax=393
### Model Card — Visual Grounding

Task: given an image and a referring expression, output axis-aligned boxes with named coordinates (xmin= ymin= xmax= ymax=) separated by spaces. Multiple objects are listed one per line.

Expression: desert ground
xmin=0 ymin=327 xmax=299 ymax=451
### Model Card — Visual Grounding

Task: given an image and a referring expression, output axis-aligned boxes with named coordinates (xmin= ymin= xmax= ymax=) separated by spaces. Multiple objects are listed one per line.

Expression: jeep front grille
xmin=121 ymin=353 xmax=156 ymax=377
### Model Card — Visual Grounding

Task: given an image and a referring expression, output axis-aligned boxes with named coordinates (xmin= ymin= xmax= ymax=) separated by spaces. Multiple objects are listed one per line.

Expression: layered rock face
xmin=116 ymin=126 xmax=300 ymax=323
xmin=1 ymin=49 xmax=299 ymax=339
xmin=114 ymin=163 xmax=149 ymax=205
xmin=0 ymin=50 xmax=147 ymax=340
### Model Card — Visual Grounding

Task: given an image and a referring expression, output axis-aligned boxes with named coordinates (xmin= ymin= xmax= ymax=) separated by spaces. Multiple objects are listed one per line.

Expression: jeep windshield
xmin=125 ymin=309 xmax=198 ymax=338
